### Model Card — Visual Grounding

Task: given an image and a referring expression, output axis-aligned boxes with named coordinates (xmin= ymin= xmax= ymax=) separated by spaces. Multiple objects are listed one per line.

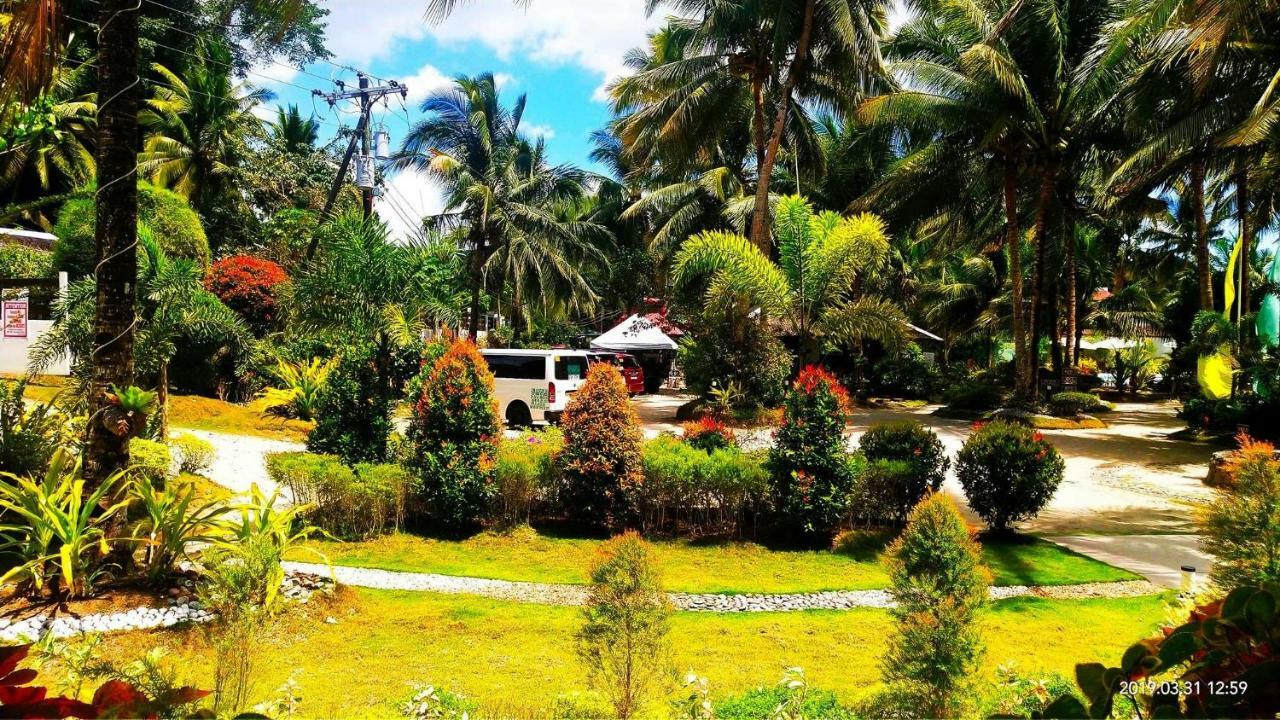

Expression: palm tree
xmin=139 ymin=40 xmax=269 ymax=213
xmin=270 ymin=103 xmax=319 ymax=154
xmin=672 ymin=194 xmax=905 ymax=361
xmin=392 ymin=73 xmax=607 ymax=338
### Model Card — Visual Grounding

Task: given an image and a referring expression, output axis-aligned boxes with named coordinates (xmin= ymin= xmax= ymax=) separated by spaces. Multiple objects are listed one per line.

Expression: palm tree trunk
xmin=1190 ymin=159 xmax=1213 ymax=311
xmin=1028 ymin=161 xmax=1057 ymax=399
xmin=84 ymin=0 xmax=139 ymax=489
xmin=1064 ymin=214 xmax=1077 ymax=375
xmin=1005 ymin=159 xmax=1029 ymax=398
xmin=749 ymin=0 xmax=816 ymax=253
xmin=157 ymin=361 xmax=169 ymax=444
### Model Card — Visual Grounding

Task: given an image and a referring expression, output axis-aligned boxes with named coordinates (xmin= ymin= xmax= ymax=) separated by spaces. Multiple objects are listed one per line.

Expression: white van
xmin=480 ymin=349 xmax=593 ymax=425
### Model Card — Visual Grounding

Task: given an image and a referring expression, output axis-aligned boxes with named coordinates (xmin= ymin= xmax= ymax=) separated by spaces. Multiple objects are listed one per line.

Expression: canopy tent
xmin=590 ymin=314 xmax=679 ymax=351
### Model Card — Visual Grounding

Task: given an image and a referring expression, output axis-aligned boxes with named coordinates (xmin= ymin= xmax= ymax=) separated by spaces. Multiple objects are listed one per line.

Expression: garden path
xmin=176 ymin=427 xmax=303 ymax=499
xmin=281 ymin=561 xmax=1162 ymax=611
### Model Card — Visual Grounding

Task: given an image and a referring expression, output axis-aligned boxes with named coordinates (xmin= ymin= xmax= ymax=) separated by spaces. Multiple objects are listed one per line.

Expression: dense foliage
xmin=557 ymin=363 xmax=644 ymax=529
xmin=307 ymin=344 xmax=394 ymax=465
xmin=52 ymin=182 xmax=210 ymax=276
xmin=1201 ymin=435 xmax=1280 ymax=588
xmin=857 ymin=421 xmax=948 ymax=523
xmin=204 ymin=255 xmax=288 ymax=334
xmin=956 ymin=421 xmax=1065 ymax=531
xmin=265 ymin=452 xmax=410 ymax=539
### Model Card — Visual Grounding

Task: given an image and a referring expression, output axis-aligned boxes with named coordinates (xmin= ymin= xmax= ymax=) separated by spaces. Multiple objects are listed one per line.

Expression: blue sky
xmin=251 ymin=0 xmax=913 ymax=240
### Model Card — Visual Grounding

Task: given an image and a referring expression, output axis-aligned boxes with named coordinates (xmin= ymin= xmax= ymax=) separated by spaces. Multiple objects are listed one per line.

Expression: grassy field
xmin=294 ymin=526 xmax=1137 ymax=594
xmin=10 ymin=375 xmax=311 ymax=441
xmin=81 ymin=587 xmax=1172 ymax=718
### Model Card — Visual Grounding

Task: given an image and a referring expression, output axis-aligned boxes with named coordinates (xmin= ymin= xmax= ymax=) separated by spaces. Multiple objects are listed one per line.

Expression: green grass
xmin=85 ymin=587 xmax=1172 ymax=718
xmin=293 ymin=526 xmax=1137 ymax=594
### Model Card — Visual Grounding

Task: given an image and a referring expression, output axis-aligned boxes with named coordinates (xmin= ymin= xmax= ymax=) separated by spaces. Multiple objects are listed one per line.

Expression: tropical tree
xmin=672 ymin=194 xmax=904 ymax=361
xmin=393 ymin=73 xmax=607 ymax=337
xmin=270 ymin=103 xmax=319 ymax=153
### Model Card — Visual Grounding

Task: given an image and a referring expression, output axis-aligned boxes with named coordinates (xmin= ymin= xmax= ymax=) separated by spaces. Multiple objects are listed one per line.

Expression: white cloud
xmin=377 ymin=168 xmax=446 ymax=245
xmin=523 ymin=122 xmax=556 ymax=140
xmin=402 ymin=63 xmax=455 ymax=104
xmin=319 ymin=0 xmax=661 ymax=99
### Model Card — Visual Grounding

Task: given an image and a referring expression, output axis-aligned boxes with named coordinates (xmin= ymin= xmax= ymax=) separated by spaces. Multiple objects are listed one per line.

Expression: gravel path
xmin=283 ymin=562 xmax=1163 ymax=612
xmin=174 ymin=428 xmax=304 ymax=498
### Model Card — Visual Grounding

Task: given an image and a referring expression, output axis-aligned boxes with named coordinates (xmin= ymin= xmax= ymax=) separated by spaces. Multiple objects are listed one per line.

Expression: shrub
xmin=132 ymin=473 xmax=229 ymax=585
xmin=869 ymin=343 xmax=940 ymax=399
xmin=0 ymin=448 xmax=129 ymax=598
xmin=0 ymin=243 xmax=53 ymax=279
xmin=204 ymin=255 xmax=288 ymax=334
xmin=495 ymin=428 xmax=562 ymax=526
xmin=53 ymin=181 xmax=210 ymax=276
xmin=942 ymin=381 xmax=1005 ymax=411
xmin=407 ymin=340 xmax=502 ymax=528
xmin=956 ymin=421 xmax=1064 ymax=531
xmin=766 ymin=366 xmax=856 ymax=540
xmin=576 ymin=532 xmax=672 ymax=720
xmin=680 ymin=316 xmax=791 ymax=409
xmin=1201 ymin=435 xmax=1280 ymax=588
xmin=260 ymin=356 xmax=337 ymax=421
xmin=557 ymin=363 xmax=644 ymax=529
xmin=881 ymin=493 xmax=990 ymax=718
xmin=1041 ymin=585 xmax=1280 ymax=719
xmin=129 ymin=438 xmax=173 ymax=482
xmin=681 ymin=417 xmax=736 ymax=452
xmin=307 ymin=344 xmax=393 ymax=465
xmin=171 ymin=433 xmax=215 ymax=474
xmin=715 ymin=676 xmax=854 ymax=720
xmin=636 ymin=436 xmax=768 ymax=536
xmin=856 ymin=421 xmax=948 ymax=523
xmin=1047 ymin=391 xmax=1110 ymax=417
xmin=265 ymin=452 xmax=409 ymax=539
xmin=0 ymin=380 xmax=67 ymax=476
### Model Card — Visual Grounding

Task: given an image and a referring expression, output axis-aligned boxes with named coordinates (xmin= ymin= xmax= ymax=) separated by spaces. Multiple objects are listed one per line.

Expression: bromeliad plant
xmin=260 ymin=356 xmax=337 ymax=421
xmin=104 ymin=384 xmax=157 ymax=438
xmin=0 ymin=448 xmax=130 ymax=598
xmin=132 ymin=475 xmax=231 ymax=586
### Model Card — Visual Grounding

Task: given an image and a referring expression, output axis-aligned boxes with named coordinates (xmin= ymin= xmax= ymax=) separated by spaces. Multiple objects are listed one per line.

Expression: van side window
xmin=555 ymin=356 xmax=586 ymax=380
xmin=486 ymin=354 xmax=546 ymax=380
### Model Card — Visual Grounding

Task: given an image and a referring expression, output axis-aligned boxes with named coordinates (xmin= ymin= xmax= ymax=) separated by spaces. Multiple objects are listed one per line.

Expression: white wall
xmin=0 ymin=272 xmax=70 ymax=376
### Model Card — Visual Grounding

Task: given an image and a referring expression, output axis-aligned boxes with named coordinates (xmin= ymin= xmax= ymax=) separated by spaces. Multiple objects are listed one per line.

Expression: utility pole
xmin=305 ymin=72 xmax=407 ymax=260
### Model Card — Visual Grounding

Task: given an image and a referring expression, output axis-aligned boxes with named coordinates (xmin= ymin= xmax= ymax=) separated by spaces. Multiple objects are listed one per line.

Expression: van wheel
xmin=505 ymin=401 xmax=533 ymax=427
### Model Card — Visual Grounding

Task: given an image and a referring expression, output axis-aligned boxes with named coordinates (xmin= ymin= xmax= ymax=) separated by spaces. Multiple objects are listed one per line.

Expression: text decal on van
xmin=530 ymin=387 xmax=549 ymax=410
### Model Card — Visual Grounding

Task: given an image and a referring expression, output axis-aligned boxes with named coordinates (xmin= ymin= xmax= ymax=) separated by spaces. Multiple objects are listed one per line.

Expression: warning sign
xmin=4 ymin=300 xmax=28 ymax=338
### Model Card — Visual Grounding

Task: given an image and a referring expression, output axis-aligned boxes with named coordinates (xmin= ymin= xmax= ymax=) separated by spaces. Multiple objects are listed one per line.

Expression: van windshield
xmin=555 ymin=356 xmax=587 ymax=381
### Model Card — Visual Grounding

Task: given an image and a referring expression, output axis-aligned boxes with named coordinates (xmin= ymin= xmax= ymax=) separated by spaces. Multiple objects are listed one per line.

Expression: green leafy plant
xmin=707 ymin=381 xmax=745 ymax=417
xmin=636 ymin=436 xmax=768 ymax=536
xmin=307 ymin=343 xmax=394 ymax=464
xmin=714 ymin=676 xmax=855 ymax=720
xmin=1201 ymin=435 xmax=1280 ymax=588
xmin=407 ymin=340 xmax=502 ymax=528
xmin=495 ymin=428 xmax=562 ymax=527
xmin=171 ymin=433 xmax=215 ymax=475
xmin=261 ymin=356 xmax=337 ymax=421
xmin=856 ymin=421 xmax=949 ymax=524
xmin=131 ymin=473 xmax=230 ymax=585
xmin=128 ymin=438 xmax=173 ymax=483
xmin=766 ymin=365 xmax=857 ymax=541
xmin=1047 ymin=391 xmax=1111 ymax=417
xmin=956 ymin=421 xmax=1064 ymax=532
xmin=109 ymin=384 xmax=157 ymax=415
xmin=0 ymin=448 xmax=130 ymax=598
xmin=558 ymin=363 xmax=645 ymax=530
xmin=265 ymin=452 xmax=410 ymax=539
xmin=218 ymin=484 xmax=326 ymax=608
xmin=576 ymin=532 xmax=673 ymax=720
xmin=0 ymin=380 xmax=69 ymax=476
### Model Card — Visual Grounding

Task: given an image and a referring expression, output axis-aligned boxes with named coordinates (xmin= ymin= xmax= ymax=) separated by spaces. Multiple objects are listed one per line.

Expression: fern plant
xmin=0 ymin=448 xmax=130 ymax=598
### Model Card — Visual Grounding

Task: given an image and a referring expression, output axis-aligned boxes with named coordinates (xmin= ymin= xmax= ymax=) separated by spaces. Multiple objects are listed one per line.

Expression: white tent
xmin=590 ymin=314 xmax=679 ymax=351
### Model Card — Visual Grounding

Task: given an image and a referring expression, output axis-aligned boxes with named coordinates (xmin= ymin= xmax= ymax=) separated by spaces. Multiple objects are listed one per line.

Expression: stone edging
xmin=283 ymin=562 xmax=1163 ymax=613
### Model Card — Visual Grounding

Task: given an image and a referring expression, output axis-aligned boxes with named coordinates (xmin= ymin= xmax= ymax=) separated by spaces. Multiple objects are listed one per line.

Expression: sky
xmin=253 ymin=1 xmax=914 ymax=241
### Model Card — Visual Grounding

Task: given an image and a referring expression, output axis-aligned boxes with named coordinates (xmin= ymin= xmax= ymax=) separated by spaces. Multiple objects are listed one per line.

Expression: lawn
xmin=9 ymin=374 xmax=311 ymax=441
xmin=83 ymin=587 xmax=1172 ymax=718
xmin=294 ymin=526 xmax=1137 ymax=594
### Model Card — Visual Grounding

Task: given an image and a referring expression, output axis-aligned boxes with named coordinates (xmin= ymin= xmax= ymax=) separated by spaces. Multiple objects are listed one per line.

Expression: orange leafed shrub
xmin=558 ymin=363 xmax=644 ymax=529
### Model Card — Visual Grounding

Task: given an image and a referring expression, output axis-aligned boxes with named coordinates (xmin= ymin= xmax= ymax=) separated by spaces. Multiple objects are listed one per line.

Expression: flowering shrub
xmin=557 ymin=363 xmax=644 ymax=529
xmin=681 ymin=417 xmax=736 ymax=452
xmin=204 ymin=255 xmax=288 ymax=333
xmin=856 ymin=421 xmax=948 ymax=524
xmin=1201 ymin=434 xmax=1280 ymax=588
xmin=955 ymin=420 xmax=1064 ymax=531
xmin=766 ymin=366 xmax=857 ymax=540
xmin=408 ymin=340 xmax=502 ymax=528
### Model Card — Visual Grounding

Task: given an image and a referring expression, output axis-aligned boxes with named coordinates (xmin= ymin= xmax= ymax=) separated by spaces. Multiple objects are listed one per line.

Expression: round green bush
xmin=1047 ymin=391 xmax=1109 ymax=417
xmin=955 ymin=420 xmax=1064 ymax=531
xmin=857 ymin=421 xmax=949 ymax=521
xmin=128 ymin=438 xmax=173 ymax=482
xmin=942 ymin=381 xmax=1005 ymax=411
xmin=52 ymin=181 xmax=210 ymax=276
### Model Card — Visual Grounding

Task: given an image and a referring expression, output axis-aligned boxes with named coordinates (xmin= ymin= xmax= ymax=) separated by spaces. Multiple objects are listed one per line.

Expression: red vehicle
xmin=588 ymin=352 xmax=646 ymax=395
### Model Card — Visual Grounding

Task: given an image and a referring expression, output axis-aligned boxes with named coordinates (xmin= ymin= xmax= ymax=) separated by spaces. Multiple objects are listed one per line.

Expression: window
xmin=485 ymin=354 xmax=546 ymax=380
xmin=590 ymin=353 xmax=619 ymax=366
xmin=555 ymin=355 xmax=587 ymax=380
xmin=620 ymin=355 xmax=640 ymax=369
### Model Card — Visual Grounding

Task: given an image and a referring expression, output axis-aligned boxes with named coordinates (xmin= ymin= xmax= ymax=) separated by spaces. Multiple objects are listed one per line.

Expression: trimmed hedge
xmin=265 ymin=451 xmax=410 ymax=538
xmin=53 ymin=181 xmax=210 ymax=276
xmin=1047 ymin=391 xmax=1110 ymax=417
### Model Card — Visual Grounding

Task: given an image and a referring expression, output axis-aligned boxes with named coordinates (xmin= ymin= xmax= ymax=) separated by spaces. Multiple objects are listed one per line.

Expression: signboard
xmin=3 ymin=300 xmax=27 ymax=339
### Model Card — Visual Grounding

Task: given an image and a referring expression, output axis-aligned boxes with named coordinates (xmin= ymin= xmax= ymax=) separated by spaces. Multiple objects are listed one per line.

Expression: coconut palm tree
xmin=270 ymin=103 xmax=319 ymax=154
xmin=139 ymin=40 xmax=269 ymax=213
xmin=392 ymin=73 xmax=607 ymax=338
xmin=672 ymin=194 xmax=905 ymax=361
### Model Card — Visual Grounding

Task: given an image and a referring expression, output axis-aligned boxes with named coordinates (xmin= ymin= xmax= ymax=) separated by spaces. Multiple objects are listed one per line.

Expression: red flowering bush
xmin=204 ymin=255 xmax=288 ymax=333
xmin=557 ymin=363 xmax=644 ymax=529
xmin=955 ymin=420 xmax=1064 ymax=532
xmin=766 ymin=366 xmax=857 ymax=540
xmin=407 ymin=340 xmax=502 ymax=527
xmin=681 ymin=417 xmax=736 ymax=452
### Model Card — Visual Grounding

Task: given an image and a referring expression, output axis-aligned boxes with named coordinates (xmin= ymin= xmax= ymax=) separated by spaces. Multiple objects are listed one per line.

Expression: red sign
xmin=4 ymin=300 xmax=28 ymax=339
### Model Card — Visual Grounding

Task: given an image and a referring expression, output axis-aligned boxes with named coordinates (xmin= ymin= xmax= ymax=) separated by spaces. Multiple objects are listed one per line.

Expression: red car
xmin=589 ymin=352 xmax=646 ymax=395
